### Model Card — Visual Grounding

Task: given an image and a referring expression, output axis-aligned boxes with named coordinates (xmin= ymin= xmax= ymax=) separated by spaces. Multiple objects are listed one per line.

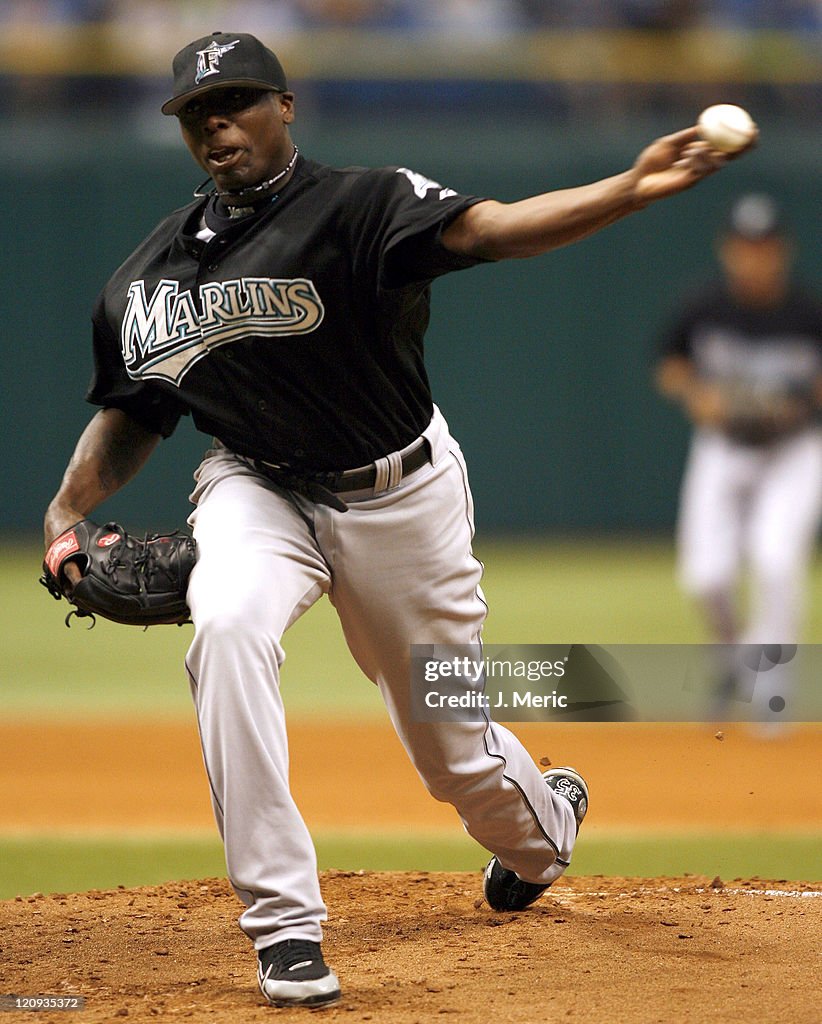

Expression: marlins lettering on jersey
xmin=121 ymin=276 xmax=325 ymax=385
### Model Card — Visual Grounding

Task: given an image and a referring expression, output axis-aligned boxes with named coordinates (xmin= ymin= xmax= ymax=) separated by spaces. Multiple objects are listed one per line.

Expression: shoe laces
xmin=260 ymin=939 xmax=324 ymax=977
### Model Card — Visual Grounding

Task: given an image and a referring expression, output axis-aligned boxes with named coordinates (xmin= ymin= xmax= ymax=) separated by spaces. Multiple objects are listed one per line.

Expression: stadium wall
xmin=2 ymin=112 xmax=819 ymax=533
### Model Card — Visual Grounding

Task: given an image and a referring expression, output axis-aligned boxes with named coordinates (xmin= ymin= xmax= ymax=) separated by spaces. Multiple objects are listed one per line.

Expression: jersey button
xmin=207 ymin=263 xmax=218 ymax=271
xmin=258 ymin=400 xmax=267 ymax=411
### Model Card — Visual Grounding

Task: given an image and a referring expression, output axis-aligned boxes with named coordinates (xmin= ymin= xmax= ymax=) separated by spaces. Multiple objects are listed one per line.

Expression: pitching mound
xmin=2 ymin=871 xmax=819 ymax=1022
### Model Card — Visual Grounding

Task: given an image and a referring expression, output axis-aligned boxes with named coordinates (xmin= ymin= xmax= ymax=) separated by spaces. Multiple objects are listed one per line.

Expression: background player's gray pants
xmin=676 ymin=425 xmax=822 ymax=715
xmin=677 ymin=426 xmax=822 ymax=639
xmin=185 ymin=408 xmax=577 ymax=950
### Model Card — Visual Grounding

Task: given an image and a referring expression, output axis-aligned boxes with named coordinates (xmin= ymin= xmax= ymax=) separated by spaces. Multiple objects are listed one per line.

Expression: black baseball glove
xmin=721 ymin=384 xmax=814 ymax=447
xmin=40 ymin=519 xmax=197 ymax=627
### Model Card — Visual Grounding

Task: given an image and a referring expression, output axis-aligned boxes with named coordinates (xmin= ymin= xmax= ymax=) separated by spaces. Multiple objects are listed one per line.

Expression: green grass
xmin=1 ymin=831 xmax=818 ymax=900
xmin=475 ymin=538 xmax=705 ymax=644
xmin=6 ymin=535 xmax=822 ymax=718
xmin=568 ymin=832 xmax=822 ymax=883
xmin=10 ymin=536 xmax=822 ymax=719
xmin=0 ymin=835 xmax=227 ymax=899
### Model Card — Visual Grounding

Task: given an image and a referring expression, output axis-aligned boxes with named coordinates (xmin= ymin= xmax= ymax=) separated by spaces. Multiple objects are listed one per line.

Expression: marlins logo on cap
xmin=195 ymin=38 xmax=240 ymax=84
xmin=161 ymin=32 xmax=289 ymax=115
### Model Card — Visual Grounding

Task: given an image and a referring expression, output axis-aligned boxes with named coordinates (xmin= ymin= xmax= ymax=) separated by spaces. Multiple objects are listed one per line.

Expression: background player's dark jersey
xmin=660 ymin=282 xmax=822 ymax=442
xmin=88 ymin=157 xmax=487 ymax=470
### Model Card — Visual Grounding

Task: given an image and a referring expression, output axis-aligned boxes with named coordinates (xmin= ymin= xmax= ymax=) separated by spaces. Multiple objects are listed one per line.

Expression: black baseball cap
xmin=161 ymin=32 xmax=288 ymax=116
xmin=725 ymin=194 xmax=786 ymax=241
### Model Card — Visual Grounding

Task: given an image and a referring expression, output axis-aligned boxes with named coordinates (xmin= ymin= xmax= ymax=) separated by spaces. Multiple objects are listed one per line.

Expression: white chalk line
xmin=554 ymin=887 xmax=822 ymax=900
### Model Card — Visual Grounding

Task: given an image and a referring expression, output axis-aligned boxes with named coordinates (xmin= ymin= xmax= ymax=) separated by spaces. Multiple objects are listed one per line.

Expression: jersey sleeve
xmin=659 ymin=314 xmax=694 ymax=361
xmin=86 ymin=295 xmax=188 ymax=437
xmin=801 ymin=287 xmax=822 ymax=354
xmin=658 ymin=290 xmax=706 ymax=362
xmin=363 ymin=167 xmax=492 ymax=288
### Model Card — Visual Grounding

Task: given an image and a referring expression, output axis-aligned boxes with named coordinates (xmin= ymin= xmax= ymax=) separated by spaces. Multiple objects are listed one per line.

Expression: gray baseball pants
xmin=185 ymin=407 xmax=577 ymax=949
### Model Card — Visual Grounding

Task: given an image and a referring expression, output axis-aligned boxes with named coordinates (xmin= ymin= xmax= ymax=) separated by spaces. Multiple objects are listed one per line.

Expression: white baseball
xmin=697 ymin=104 xmax=756 ymax=153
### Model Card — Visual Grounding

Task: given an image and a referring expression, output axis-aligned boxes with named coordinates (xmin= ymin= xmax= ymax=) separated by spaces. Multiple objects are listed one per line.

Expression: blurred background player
xmin=656 ymin=193 xmax=822 ymax=718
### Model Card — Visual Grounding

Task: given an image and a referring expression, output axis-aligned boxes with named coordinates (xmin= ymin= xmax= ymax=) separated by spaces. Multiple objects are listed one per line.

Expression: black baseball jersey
xmin=660 ymin=282 xmax=822 ymax=441
xmin=88 ymin=156 xmax=488 ymax=470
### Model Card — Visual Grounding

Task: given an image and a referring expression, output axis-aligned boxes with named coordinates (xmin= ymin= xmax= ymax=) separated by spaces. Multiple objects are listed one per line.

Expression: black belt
xmin=250 ymin=440 xmax=430 ymax=512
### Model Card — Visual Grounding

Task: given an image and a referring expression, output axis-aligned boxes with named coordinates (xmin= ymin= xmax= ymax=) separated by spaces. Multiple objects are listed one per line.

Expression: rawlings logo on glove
xmin=40 ymin=519 xmax=197 ymax=627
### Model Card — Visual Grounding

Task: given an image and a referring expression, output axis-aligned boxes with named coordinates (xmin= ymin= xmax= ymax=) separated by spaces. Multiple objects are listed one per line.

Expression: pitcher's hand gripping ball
xmin=40 ymin=519 xmax=197 ymax=627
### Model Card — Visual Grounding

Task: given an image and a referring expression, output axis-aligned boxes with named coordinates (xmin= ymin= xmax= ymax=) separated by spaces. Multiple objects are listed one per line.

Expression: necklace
xmin=193 ymin=146 xmax=299 ymax=201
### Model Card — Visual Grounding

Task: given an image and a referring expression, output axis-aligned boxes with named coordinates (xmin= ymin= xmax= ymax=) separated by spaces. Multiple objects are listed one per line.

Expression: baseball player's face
xmin=719 ymin=236 xmax=792 ymax=305
xmin=178 ymin=87 xmax=295 ymax=202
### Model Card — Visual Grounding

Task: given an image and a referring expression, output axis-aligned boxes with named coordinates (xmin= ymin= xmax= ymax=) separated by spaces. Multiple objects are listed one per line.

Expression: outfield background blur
xmin=0 ymin=4 xmax=819 ymax=897
xmin=1 ymin=3 xmax=821 ymax=533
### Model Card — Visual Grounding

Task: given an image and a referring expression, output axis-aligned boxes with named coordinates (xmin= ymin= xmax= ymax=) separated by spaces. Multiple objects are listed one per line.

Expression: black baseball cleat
xmin=483 ymin=858 xmax=548 ymax=912
xmin=483 ymin=766 xmax=589 ymax=912
xmin=257 ymin=939 xmax=341 ymax=1008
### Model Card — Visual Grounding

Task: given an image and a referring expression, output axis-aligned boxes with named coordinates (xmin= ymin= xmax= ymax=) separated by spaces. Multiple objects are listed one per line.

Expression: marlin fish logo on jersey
xmin=121 ymin=276 xmax=325 ymax=385
xmin=195 ymin=39 xmax=240 ymax=84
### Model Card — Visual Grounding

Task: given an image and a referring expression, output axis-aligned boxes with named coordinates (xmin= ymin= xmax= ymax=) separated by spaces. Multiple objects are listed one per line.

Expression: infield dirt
xmin=2 ymin=722 xmax=820 ymax=1022
xmin=2 ymin=871 xmax=819 ymax=1023
xmin=3 ymin=720 xmax=821 ymax=832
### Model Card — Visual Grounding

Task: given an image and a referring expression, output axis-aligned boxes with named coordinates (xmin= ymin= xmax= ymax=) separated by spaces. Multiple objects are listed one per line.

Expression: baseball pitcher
xmin=44 ymin=33 xmax=751 ymax=1008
